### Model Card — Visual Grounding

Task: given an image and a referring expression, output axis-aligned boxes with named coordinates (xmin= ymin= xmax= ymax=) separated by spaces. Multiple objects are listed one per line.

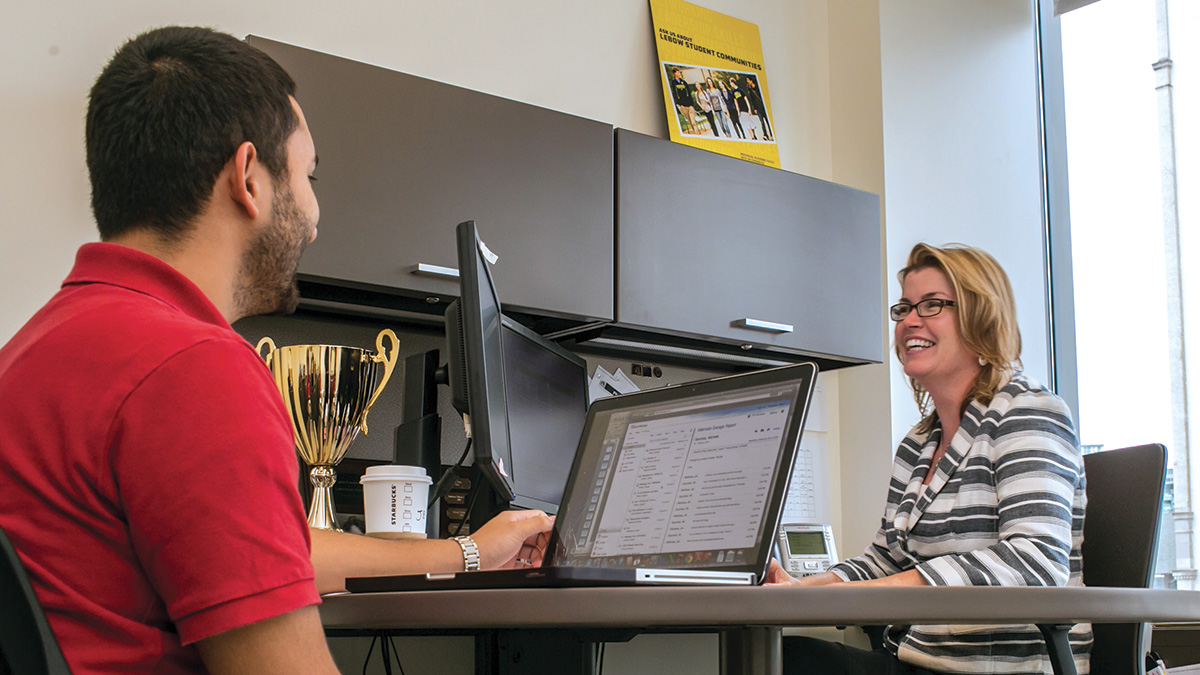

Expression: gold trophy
xmin=257 ymin=329 xmax=399 ymax=531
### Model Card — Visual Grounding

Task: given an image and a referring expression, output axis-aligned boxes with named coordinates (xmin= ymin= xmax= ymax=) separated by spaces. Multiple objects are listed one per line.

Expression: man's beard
xmin=234 ymin=183 xmax=311 ymax=319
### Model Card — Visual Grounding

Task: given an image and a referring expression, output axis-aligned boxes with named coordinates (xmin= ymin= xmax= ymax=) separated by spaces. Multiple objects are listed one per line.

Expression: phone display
xmin=776 ymin=522 xmax=838 ymax=577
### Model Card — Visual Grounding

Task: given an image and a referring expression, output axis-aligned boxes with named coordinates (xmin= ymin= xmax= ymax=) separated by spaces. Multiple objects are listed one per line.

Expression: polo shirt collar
xmin=63 ymin=242 xmax=231 ymax=329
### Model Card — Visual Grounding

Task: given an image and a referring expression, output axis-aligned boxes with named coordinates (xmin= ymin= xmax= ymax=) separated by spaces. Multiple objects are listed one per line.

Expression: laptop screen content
xmin=556 ymin=381 xmax=802 ymax=571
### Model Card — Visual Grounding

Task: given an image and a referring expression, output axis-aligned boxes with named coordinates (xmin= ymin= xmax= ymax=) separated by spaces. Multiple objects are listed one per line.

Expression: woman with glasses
xmin=767 ymin=243 xmax=1090 ymax=675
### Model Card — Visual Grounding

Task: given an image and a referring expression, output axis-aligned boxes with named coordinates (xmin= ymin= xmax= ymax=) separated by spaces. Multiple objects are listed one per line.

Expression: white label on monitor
xmin=478 ymin=239 xmax=499 ymax=265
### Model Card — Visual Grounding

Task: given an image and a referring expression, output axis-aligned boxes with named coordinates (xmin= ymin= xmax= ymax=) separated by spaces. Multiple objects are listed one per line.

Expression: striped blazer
xmin=832 ymin=374 xmax=1092 ymax=674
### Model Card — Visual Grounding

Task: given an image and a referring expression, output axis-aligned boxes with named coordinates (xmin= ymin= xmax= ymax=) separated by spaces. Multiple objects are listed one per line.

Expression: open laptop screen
xmin=552 ymin=366 xmax=813 ymax=577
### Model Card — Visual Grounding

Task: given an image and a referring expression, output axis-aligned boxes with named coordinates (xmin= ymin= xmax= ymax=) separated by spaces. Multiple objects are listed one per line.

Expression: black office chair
xmin=0 ymin=524 xmax=72 ymax=675
xmin=1069 ymin=443 xmax=1168 ymax=675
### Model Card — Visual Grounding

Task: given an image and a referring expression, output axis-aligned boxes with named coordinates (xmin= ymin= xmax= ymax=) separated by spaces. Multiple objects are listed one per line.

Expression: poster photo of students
xmin=651 ymin=0 xmax=779 ymax=168
xmin=663 ymin=64 xmax=774 ymax=144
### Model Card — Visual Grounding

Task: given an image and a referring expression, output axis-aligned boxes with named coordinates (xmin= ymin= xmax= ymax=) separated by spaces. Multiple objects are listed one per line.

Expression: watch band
xmin=451 ymin=535 xmax=481 ymax=572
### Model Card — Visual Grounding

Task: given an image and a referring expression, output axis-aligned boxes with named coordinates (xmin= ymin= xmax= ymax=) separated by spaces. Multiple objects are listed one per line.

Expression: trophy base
xmin=307 ymin=482 xmax=343 ymax=533
xmin=306 ymin=516 xmax=343 ymax=533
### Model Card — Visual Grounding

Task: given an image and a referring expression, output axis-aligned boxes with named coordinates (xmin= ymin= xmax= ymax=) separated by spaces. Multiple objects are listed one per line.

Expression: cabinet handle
xmin=411 ymin=263 xmax=460 ymax=280
xmin=732 ymin=318 xmax=794 ymax=334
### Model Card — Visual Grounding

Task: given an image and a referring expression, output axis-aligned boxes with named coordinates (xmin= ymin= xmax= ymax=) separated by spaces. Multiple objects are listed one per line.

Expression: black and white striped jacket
xmin=832 ymin=374 xmax=1092 ymax=674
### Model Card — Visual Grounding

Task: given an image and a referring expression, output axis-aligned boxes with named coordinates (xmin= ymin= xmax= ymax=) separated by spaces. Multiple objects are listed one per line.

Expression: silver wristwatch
xmin=451 ymin=535 xmax=481 ymax=572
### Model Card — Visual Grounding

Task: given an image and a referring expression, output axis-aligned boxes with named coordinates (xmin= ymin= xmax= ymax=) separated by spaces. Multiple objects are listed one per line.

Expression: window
xmin=1056 ymin=0 xmax=1194 ymax=588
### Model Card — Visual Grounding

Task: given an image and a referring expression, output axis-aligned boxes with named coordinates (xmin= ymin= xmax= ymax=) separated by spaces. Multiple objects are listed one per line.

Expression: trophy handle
xmin=256 ymin=336 xmax=277 ymax=360
xmin=360 ymin=328 xmax=400 ymax=434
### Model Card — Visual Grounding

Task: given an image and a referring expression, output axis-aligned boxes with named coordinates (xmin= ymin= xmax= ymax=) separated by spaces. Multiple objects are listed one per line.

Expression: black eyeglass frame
xmin=889 ymin=298 xmax=957 ymax=322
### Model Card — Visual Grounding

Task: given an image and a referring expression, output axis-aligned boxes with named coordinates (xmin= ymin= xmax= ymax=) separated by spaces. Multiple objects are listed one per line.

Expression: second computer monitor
xmin=443 ymin=220 xmax=589 ymax=509
xmin=501 ymin=316 xmax=589 ymax=514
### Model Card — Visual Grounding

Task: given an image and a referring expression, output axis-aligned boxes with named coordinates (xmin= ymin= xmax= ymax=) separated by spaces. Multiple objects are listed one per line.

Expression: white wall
xmin=825 ymin=0 xmax=892 ymax=573
xmin=813 ymin=0 xmax=1052 ymax=572
xmin=879 ymin=0 xmax=1050 ymax=445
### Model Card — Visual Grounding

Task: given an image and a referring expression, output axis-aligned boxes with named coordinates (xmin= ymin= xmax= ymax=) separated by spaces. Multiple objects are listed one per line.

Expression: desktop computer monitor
xmin=444 ymin=220 xmax=514 ymax=499
xmin=501 ymin=316 xmax=588 ymax=514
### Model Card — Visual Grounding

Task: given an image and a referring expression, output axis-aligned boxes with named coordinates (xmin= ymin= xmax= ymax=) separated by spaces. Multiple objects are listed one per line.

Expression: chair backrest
xmin=1081 ymin=443 xmax=1167 ymax=675
xmin=0 ymin=524 xmax=72 ymax=675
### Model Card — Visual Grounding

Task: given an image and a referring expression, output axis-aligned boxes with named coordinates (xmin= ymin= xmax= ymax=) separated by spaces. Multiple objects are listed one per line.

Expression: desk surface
xmin=320 ymin=586 xmax=1200 ymax=631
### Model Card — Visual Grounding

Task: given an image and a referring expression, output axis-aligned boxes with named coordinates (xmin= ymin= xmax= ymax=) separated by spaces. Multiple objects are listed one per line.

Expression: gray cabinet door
xmin=615 ymin=130 xmax=882 ymax=363
xmin=249 ymin=37 xmax=614 ymax=321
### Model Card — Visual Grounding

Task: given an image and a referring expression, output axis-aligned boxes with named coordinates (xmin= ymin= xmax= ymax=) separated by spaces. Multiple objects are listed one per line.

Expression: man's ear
xmin=228 ymin=141 xmax=263 ymax=220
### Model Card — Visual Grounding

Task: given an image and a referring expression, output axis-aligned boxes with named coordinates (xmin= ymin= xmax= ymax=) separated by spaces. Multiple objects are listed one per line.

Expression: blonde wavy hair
xmin=897 ymin=243 xmax=1022 ymax=433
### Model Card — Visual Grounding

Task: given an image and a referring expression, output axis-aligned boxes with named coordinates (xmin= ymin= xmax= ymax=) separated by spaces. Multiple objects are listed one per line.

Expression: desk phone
xmin=776 ymin=523 xmax=838 ymax=577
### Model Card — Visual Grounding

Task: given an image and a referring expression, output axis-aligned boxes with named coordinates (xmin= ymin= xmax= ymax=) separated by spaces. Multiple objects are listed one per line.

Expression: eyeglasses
xmin=889 ymin=298 xmax=956 ymax=321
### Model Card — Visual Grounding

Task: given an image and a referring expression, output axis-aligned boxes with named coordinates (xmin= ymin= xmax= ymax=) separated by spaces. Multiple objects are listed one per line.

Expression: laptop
xmin=346 ymin=361 xmax=818 ymax=592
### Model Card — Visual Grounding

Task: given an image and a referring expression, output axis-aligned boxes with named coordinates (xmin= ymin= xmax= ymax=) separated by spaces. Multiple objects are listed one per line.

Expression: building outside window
xmin=1057 ymin=0 xmax=1197 ymax=589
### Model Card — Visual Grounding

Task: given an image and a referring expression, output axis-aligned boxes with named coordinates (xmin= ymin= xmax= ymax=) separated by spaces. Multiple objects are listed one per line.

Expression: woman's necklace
xmin=924 ymin=436 xmax=949 ymax=486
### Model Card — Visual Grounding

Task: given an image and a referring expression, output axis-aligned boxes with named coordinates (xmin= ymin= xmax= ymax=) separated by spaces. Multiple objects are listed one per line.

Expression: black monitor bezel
xmin=449 ymin=220 xmax=515 ymax=499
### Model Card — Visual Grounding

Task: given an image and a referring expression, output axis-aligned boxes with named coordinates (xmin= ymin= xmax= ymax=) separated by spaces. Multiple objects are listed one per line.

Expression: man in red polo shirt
xmin=0 ymin=26 xmax=551 ymax=674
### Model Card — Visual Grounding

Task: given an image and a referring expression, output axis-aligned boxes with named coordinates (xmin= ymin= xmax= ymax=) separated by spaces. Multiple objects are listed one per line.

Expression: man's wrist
xmin=451 ymin=535 xmax=480 ymax=572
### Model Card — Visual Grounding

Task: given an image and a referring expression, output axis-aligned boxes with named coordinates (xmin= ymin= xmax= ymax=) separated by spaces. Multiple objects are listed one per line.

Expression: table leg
xmin=1036 ymin=624 xmax=1079 ymax=675
xmin=720 ymin=627 xmax=782 ymax=675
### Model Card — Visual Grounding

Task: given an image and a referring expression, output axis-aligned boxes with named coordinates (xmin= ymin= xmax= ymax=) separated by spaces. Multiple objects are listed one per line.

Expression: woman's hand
xmin=763 ymin=559 xmax=803 ymax=586
xmin=764 ymin=560 xmax=847 ymax=587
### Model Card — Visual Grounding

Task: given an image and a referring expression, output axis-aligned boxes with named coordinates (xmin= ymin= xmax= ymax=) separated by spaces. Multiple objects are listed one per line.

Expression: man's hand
xmin=471 ymin=509 xmax=554 ymax=570
xmin=309 ymin=510 xmax=554 ymax=592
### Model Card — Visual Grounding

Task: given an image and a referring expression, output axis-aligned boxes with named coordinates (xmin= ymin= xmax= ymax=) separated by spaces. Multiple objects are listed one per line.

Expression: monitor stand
xmin=396 ymin=348 xmax=518 ymax=539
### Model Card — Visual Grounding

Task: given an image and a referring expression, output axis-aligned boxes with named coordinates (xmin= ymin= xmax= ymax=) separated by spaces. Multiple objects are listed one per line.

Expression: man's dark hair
xmin=86 ymin=26 xmax=297 ymax=241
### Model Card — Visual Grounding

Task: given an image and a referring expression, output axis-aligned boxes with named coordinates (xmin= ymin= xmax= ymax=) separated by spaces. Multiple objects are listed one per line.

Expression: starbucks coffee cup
xmin=360 ymin=465 xmax=433 ymax=539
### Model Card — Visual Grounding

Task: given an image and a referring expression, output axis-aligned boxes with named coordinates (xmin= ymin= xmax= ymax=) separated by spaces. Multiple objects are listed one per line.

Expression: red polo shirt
xmin=0 ymin=243 xmax=318 ymax=674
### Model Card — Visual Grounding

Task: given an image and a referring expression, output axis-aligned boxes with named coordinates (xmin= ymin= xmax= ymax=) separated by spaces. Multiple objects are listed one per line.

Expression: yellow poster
xmin=650 ymin=0 xmax=779 ymax=168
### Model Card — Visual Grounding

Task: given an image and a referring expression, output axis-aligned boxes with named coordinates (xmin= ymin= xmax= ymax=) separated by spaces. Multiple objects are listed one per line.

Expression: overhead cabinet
xmin=248 ymin=37 xmax=615 ymax=322
xmin=614 ymin=130 xmax=883 ymax=365
xmin=245 ymin=39 xmax=882 ymax=368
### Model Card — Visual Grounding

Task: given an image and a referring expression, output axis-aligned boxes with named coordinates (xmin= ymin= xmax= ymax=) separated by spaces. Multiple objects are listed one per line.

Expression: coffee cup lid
xmin=360 ymin=465 xmax=433 ymax=485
